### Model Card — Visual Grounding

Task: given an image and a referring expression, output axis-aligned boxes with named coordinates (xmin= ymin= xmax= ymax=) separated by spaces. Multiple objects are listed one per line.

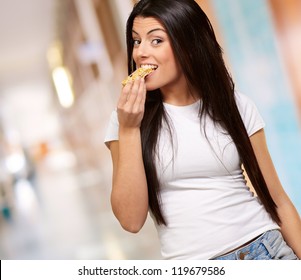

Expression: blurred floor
xmin=0 ymin=148 xmax=162 ymax=260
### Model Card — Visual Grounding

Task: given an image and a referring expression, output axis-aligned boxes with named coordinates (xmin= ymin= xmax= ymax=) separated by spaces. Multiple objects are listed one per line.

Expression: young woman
xmin=104 ymin=0 xmax=301 ymax=260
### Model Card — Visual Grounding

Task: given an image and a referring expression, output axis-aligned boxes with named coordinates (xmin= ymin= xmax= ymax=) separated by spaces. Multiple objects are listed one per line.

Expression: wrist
xmin=119 ymin=126 xmax=141 ymax=137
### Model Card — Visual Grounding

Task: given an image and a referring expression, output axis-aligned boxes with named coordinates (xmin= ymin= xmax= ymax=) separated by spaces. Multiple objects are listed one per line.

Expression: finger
xmin=141 ymin=78 xmax=147 ymax=105
xmin=118 ymin=80 xmax=133 ymax=106
xmin=132 ymin=79 xmax=146 ymax=113
xmin=133 ymin=78 xmax=146 ymax=112
xmin=126 ymin=77 xmax=141 ymax=105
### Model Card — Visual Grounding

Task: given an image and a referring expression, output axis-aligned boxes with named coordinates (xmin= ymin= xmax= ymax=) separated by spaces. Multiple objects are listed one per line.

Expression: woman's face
xmin=132 ymin=16 xmax=185 ymax=92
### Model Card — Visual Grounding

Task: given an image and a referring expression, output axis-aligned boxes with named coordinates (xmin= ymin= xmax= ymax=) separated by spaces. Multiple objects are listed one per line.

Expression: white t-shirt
xmin=104 ymin=92 xmax=279 ymax=259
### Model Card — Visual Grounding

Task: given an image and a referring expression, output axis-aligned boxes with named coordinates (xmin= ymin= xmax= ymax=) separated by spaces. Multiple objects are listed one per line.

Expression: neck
xmin=160 ymin=80 xmax=199 ymax=106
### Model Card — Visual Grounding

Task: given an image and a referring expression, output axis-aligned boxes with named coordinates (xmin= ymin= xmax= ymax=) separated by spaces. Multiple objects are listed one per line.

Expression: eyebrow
xmin=132 ymin=28 xmax=166 ymax=35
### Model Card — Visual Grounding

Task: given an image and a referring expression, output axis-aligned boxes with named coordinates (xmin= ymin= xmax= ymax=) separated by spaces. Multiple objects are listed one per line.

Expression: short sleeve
xmin=235 ymin=92 xmax=265 ymax=136
xmin=104 ymin=109 xmax=119 ymax=148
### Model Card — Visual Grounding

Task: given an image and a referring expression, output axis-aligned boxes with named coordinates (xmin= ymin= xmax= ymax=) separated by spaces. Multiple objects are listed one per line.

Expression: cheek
xmin=132 ymin=49 xmax=138 ymax=65
xmin=164 ymin=58 xmax=182 ymax=79
xmin=163 ymin=49 xmax=178 ymax=70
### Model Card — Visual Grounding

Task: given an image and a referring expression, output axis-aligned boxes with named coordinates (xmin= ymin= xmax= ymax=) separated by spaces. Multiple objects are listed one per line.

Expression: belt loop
xmin=261 ymin=239 xmax=275 ymax=257
xmin=237 ymin=251 xmax=250 ymax=260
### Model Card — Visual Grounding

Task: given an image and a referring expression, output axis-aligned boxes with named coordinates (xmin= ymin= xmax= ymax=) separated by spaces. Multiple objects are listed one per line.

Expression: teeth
xmin=141 ymin=64 xmax=158 ymax=69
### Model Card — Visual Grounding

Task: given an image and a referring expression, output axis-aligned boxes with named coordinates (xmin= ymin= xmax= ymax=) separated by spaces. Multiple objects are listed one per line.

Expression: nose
xmin=135 ymin=41 xmax=149 ymax=59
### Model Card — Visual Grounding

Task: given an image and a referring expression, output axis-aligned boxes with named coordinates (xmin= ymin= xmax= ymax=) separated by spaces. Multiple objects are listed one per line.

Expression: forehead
xmin=132 ymin=16 xmax=165 ymax=33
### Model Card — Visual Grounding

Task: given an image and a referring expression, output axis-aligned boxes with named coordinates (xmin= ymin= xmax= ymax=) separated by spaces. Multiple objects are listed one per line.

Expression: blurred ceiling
xmin=0 ymin=0 xmax=55 ymax=90
xmin=0 ymin=0 xmax=62 ymax=146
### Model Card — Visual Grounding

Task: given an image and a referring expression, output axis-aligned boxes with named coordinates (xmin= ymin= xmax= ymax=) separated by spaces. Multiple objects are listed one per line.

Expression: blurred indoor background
xmin=0 ymin=0 xmax=300 ymax=260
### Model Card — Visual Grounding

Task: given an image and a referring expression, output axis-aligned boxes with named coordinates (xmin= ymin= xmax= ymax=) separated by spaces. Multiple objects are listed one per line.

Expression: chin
xmin=146 ymin=84 xmax=160 ymax=92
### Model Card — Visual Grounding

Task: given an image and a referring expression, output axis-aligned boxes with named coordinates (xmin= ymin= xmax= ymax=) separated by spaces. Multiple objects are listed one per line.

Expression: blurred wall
xmin=55 ymin=0 xmax=301 ymax=225
xmin=210 ymin=0 xmax=301 ymax=210
xmin=1 ymin=0 xmax=300 ymax=260
xmin=268 ymin=0 xmax=301 ymax=117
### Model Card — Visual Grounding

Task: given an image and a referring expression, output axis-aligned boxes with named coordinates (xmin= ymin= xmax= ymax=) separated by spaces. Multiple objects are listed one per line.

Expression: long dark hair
xmin=126 ymin=0 xmax=280 ymax=225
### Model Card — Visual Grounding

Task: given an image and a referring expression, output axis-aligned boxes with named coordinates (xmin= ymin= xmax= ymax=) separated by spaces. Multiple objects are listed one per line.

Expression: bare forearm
xmin=250 ymin=130 xmax=301 ymax=257
xmin=278 ymin=201 xmax=301 ymax=258
xmin=111 ymin=128 xmax=148 ymax=232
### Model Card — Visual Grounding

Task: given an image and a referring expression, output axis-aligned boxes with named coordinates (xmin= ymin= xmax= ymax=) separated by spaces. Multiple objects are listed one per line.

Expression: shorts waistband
xmin=214 ymin=230 xmax=272 ymax=259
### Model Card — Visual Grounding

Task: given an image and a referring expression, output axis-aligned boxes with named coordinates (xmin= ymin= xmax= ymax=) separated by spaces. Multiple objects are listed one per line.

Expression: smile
xmin=140 ymin=64 xmax=158 ymax=70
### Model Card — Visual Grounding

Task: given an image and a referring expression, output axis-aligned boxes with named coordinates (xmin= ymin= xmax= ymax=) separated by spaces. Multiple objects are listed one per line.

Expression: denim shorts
xmin=212 ymin=230 xmax=299 ymax=260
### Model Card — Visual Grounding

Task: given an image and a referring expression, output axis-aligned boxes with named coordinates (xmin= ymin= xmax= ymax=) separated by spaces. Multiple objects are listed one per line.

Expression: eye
xmin=152 ymin=39 xmax=162 ymax=45
xmin=133 ymin=39 xmax=141 ymax=45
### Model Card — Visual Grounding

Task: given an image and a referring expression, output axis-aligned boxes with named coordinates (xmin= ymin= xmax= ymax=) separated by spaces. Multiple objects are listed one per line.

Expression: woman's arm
xmin=250 ymin=128 xmax=301 ymax=258
xmin=108 ymin=77 xmax=149 ymax=233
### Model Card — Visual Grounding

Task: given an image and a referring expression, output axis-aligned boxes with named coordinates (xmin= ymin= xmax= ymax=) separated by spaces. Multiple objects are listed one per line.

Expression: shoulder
xmin=234 ymin=91 xmax=257 ymax=109
xmin=234 ymin=91 xmax=261 ymax=115
xmin=234 ymin=91 xmax=265 ymax=136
